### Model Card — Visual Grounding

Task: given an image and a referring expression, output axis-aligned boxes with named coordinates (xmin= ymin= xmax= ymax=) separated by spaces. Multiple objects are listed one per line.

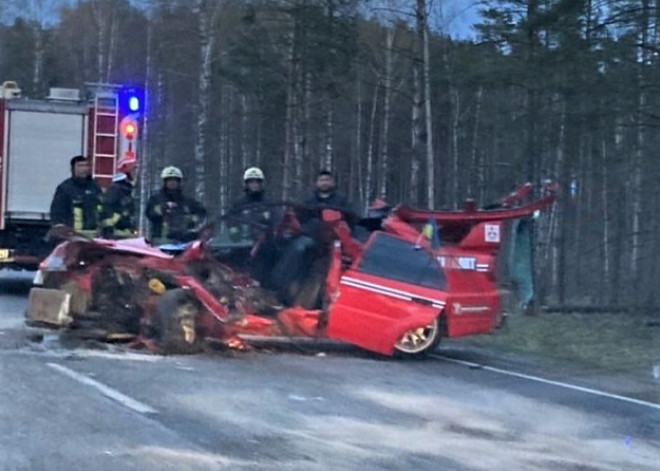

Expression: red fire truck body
xmin=0 ymin=82 xmax=137 ymax=270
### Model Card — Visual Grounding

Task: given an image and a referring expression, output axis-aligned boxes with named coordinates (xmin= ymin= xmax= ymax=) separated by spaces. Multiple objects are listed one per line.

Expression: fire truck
xmin=0 ymin=81 xmax=141 ymax=270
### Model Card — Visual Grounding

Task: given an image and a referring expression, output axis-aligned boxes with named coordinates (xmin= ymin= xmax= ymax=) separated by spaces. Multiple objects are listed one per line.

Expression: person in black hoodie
xmin=50 ymin=155 xmax=103 ymax=238
xmin=100 ymin=172 xmax=137 ymax=239
xmin=145 ymin=166 xmax=207 ymax=243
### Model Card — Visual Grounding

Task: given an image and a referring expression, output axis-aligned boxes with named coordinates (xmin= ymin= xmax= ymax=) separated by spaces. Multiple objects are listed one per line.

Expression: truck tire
xmin=153 ymin=289 xmax=203 ymax=354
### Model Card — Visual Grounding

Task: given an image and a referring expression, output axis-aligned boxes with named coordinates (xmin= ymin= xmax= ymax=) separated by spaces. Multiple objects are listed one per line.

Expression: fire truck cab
xmin=0 ymin=81 xmax=141 ymax=270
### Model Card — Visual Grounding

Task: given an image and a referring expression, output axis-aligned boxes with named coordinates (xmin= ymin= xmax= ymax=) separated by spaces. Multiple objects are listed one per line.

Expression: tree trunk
xmin=300 ymin=70 xmax=311 ymax=194
xmin=241 ymin=94 xmax=249 ymax=171
xmin=255 ymin=99 xmax=263 ymax=167
xmin=106 ymin=10 xmax=118 ymax=82
xmin=324 ymin=102 xmax=334 ymax=170
xmin=421 ymin=0 xmax=435 ymax=209
xmin=283 ymin=25 xmax=298 ymax=199
xmin=194 ymin=5 xmax=213 ymax=201
xmin=94 ymin=3 xmax=106 ymax=82
xmin=139 ymin=13 xmax=153 ymax=235
xmin=600 ymin=136 xmax=611 ymax=304
xmin=219 ymin=85 xmax=229 ymax=212
xmin=525 ymin=0 xmax=540 ymax=314
xmin=631 ymin=0 xmax=650 ymax=300
xmin=552 ymin=99 xmax=567 ymax=304
xmin=378 ymin=27 xmax=395 ymax=200
xmin=33 ymin=23 xmax=44 ymax=95
xmin=450 ymin=87 xmax=460 ymax=207
xmin=411 ymin=62 xmax=423 ymax=205
xmin=365 ymin=81 xmax=380 ymax=207
xmin=468 ymin=86 xmax=483 ymax=198
xmin=352 ymin=70 xmax=362 ymax=207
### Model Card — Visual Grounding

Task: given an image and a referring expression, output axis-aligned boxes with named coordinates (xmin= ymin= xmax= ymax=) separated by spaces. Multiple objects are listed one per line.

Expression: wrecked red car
xmin=27 ymin=183 xmax=556 ymax=358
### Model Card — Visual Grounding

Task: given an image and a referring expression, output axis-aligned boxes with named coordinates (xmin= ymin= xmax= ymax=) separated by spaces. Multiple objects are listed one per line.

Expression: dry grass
xmin=467 ymin=312 xmax=660 ymax=377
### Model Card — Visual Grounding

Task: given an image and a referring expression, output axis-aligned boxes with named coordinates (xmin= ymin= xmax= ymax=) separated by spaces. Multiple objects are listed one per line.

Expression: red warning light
xmin=124 ymin=122 xmax=137 ymax=139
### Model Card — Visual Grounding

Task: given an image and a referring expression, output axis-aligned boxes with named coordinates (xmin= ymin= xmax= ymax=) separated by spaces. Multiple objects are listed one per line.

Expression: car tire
xmin=154 ymin=289 xmax=203 ymax=354
xmin=393 ymin=317 xmax=442 ymax=359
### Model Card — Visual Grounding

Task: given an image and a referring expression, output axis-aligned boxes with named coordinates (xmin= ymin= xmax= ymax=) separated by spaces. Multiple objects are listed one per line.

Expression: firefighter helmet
xmin=161 ymin=166 xmax=183 ymax=180
xmin=243 ymin=167 xmax=265 ymax=181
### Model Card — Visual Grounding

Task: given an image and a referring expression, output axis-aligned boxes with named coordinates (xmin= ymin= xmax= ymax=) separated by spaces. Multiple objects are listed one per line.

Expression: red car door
xmin=326 ymin=233 xmax=448 ymax=355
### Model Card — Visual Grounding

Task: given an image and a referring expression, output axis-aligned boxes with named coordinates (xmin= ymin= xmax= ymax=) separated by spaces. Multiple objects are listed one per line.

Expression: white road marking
xmin=432 ymin=354 xmax=660 ymax=411
xmin=47 ymin=363 xmax=158 ymax=415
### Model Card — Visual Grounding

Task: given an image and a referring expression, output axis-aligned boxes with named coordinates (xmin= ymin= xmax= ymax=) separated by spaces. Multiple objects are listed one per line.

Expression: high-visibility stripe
xmin=73 ymin=207 xmax=83 ymax=232
xmin=341 ymin=280 xmax=412 ymax=301
xmin=341 ymin=276 xmax=446 ymax=307
xmin=101 ymin=213 xmax=121 ymax=228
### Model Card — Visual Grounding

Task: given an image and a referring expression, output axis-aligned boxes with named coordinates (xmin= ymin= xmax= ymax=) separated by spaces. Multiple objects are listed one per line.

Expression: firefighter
xmin=50 ymin=155 xmax=103 ymax=238
xmin=227 ymin=167 xmax=272 ymax=242
xmin=100 ymin=172 xmax=137 ymax=239
xmin=146 ymin=166 xmax=207 ymax=244
xmin=227 ymin=167 xmax=282 ymax=285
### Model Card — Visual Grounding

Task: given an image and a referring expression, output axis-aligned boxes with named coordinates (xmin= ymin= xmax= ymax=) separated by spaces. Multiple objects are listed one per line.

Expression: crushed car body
xmin=27 ymin=182 xmax=556 ymax=358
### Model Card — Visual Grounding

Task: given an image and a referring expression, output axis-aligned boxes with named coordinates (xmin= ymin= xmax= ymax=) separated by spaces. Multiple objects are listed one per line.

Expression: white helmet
xmin=243 ymin=167 xmax=265 ymax=181
xmin=161 ymin=166 xmax=183 ymax=180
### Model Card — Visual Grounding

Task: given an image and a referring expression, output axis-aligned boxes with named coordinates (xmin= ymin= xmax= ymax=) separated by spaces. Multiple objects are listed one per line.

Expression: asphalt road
xmin=1 ymin=271 xmax=659 ymax=471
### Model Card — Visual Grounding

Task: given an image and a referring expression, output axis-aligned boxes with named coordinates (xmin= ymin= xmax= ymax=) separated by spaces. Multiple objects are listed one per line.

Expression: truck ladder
xmin=91 ymin=92 xmax=119 ymax=187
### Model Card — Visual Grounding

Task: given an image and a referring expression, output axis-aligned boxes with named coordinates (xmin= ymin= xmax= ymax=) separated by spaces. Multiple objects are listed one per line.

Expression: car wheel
xmin=394 ymin=317 xmax=441 ymax=359
xmin=154 ymin=289 xmax=203 ymax=354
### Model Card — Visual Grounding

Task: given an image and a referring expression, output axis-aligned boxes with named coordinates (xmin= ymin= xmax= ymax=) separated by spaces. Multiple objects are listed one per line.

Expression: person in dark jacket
xmin=271 ymin=170 xmax=355 ymax=305
xmin=299 ymin=169 xmax=356 ymax=232
xmin=227 ymin=167 xmax=283 ymax=286
xmin=304 ymin=169 xmax=352 ymax=211
xmin=227 ymin=167 xmax=273 ymax=242
xmin=50 ymin=155 xmax=103 ymax=238
xmin=146 ymin=166 xmax=207 ymax=243
xmin=100 ymin=172 xmax=137 ymax=239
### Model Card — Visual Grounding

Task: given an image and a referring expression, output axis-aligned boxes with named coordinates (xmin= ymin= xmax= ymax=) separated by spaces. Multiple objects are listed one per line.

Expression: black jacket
xmin=146 ymin=188 xmax=207 ymax=240
xmin=50 ymin=177 xmax=103 ymax=232
xmin=100 ymin=181 xmax=136 ymax=238
xmin=300 ymin=190 xmax=356 ymax=226
xmin=227 ymin=191 xmax=274 ymax=240
xmin=304 ymin=190 xmax=351 ymax=211
xmin=229 ymin=190 xmax=265 ymax=208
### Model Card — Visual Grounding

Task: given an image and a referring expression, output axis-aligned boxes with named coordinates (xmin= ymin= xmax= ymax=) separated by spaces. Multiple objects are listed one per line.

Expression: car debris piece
xmin=26 ymin=288 xmax=72 ymax=327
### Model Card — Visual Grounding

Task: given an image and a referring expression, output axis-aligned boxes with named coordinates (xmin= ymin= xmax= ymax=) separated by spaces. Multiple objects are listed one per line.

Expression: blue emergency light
xmin=129 ymin=96 xmax=140 ymax=112
xmin=121 ymin=88 xmax=143 ymax=114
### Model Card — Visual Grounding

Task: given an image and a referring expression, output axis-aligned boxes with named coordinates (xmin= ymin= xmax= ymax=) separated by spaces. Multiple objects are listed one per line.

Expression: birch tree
xmin=193 ymin=0 xmax=225 ymax=202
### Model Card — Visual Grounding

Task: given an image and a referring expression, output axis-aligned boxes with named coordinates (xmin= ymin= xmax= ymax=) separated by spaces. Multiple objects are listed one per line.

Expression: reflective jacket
xmin=145 ymin=188 xmax=207 ymax=241
xmin=100 ymin=181 xmax=136 ymax=239
xmin=227 ymin=191 xmax=273 ymax=241
xmin=50 ymin=177 xmax=103 ymax=236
